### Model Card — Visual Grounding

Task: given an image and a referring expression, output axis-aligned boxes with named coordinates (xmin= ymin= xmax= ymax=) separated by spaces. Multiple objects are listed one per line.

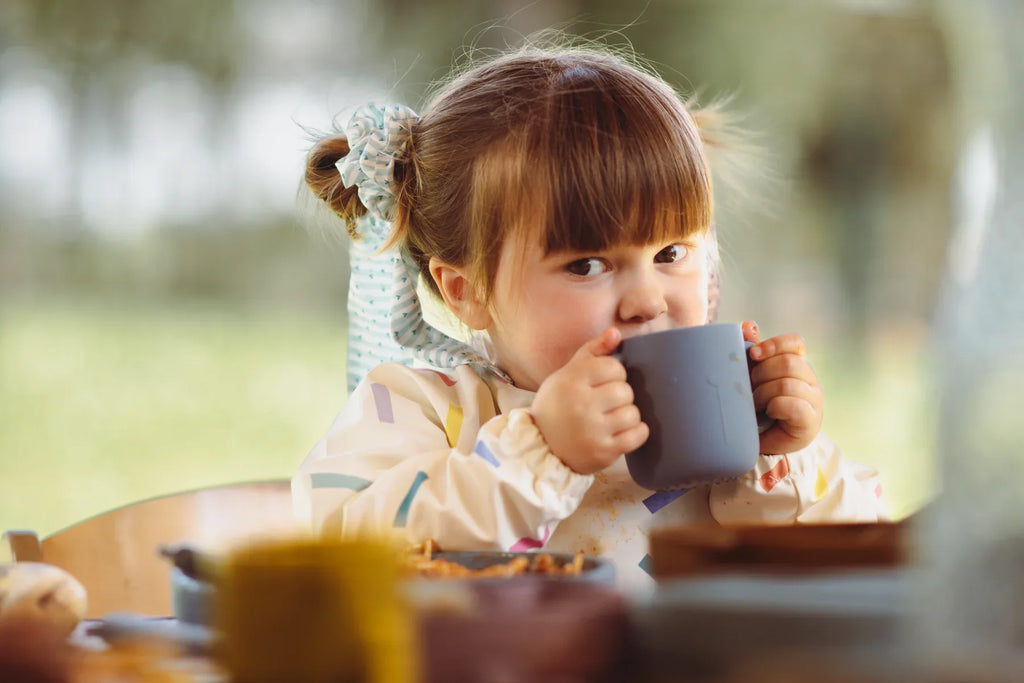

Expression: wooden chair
xmin=3 ymin=479 xmax=297 ymax=619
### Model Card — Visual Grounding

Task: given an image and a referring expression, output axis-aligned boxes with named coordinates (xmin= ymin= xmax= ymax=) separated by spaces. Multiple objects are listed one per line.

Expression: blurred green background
xmin=4 ymin=0 xmax=1005 ymax=536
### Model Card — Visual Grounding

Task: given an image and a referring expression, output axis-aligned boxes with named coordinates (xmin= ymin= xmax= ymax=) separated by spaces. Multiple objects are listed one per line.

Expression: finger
xmin=587 ymin=379 xmax=634 ymax=412
xmin=757 ymin=396 xmax=820 ymax=455
xmin=741 ymin=319 xmax=761 ymax=344
xmin=758 ymin=425 xmax=805 ymax=456
xmin=749 ymin=353 xmax=820 ymax=388
xmin=572 ymin=327 xmax=623 ymax=362
xmin=580 ymin=355 xmax=628 ymax=386
xmin=602 ymin=402 xmax=642 ymax=434
xmin=767 ymin=396 xmax=819 ymax=437
xmin=752 ymin=378 xmax=820 ymax=416
xmin=748 ymin=333 xmax=807 ymax=362
xmin=610 ymin=421 xmax=650 ymax=456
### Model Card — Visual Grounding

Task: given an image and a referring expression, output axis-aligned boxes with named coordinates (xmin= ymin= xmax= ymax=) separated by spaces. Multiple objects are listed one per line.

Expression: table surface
xmin=65 ymin=567 xmax=1024 ymax=683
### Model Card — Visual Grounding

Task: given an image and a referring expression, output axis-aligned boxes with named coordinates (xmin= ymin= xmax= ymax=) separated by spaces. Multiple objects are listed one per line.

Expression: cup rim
xmin=618 ymin=322 xmax=742 ymax=347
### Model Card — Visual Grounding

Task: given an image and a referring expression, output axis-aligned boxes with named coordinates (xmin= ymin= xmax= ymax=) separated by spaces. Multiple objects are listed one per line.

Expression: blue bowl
xmin=170 ymin=566 xmax=215 ymax=626
xmin=170 ymin=550 xmax=616 ymax=626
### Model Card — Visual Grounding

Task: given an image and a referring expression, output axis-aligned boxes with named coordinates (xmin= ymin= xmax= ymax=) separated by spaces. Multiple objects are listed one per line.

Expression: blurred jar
xmin=914 ymin=0 xmax=1024 ymax=666
xmin=214 ymin=537 xmax=416 ymax=683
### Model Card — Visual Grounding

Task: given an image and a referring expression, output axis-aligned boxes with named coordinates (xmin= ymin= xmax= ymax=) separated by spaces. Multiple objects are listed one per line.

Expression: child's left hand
xmin=742 ymin=320 xmax=823 ymax=455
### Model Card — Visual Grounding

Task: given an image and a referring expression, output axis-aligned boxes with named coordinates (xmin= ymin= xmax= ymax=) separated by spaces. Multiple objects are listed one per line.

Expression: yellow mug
xmin=214 ymin=537 xmax=415 ymax=683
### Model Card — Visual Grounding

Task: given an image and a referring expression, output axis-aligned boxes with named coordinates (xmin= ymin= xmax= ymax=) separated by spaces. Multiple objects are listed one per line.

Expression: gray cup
xmin=617 ymin=323 xmax=760 ymax=490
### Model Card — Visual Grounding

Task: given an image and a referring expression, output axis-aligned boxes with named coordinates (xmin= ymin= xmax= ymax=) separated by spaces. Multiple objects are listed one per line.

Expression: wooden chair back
xmin=3 ymin=480 xmax=297 ymax=618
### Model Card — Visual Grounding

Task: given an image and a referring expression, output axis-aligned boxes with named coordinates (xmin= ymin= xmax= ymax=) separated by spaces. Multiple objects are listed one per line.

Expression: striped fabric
xmin=345 ymin=215 xmax=414 ymax=392
xmin=345 ymin=214 xmax=507 ymax=392
xmin=390 ymin=250 xmax=509 ymax=379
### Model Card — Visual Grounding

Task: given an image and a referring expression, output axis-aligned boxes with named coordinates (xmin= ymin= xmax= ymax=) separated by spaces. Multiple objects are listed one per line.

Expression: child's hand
xmin=743 ymin=320 xmax=824 ymax=455
xmin=531 ymin=328 xmax=649 ymax=475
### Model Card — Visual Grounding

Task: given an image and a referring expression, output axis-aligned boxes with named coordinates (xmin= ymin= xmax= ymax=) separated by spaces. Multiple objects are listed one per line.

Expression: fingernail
xmin=749 ymin=346 xmax=762 ymax=360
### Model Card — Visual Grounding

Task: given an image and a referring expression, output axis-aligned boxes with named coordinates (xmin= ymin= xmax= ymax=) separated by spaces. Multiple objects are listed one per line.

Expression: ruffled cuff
xmin=477 ymin=407 xmax=595 ymax=520
xmin=708 ymin=434 xmax=888 ymax=525
xmin=708 ymin=454 xmax=803 ymax=525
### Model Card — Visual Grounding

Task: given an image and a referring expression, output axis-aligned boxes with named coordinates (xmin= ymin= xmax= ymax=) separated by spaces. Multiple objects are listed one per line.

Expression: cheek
xmin=525 ymin=290 xmax=596 ymax=338
xmin=667 ymin=276 xmax=711 ymax=327
xmin=517 ymin=290 xmax=606 ymax=366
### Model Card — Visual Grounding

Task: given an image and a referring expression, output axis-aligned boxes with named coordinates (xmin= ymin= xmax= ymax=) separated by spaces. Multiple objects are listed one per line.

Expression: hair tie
xmin=336 ymin=102 xmax=419 ymax=223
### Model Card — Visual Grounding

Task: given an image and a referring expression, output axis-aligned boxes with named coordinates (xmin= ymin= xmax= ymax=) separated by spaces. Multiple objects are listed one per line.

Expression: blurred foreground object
xmin=638 ymin=520 xmax=913 ymax=679
xmin=0 ymin=562 xmax=87 ymax=635
xmin=648 ymin=521 xmax=908 ymax=579
xmin=3 ymin=480 xmax=293 ymax=618
xmin=913 ymin=0 xmax=1024 ymax=666
xmin=0 ymin=614 xmax=76 ymax=683
xmin=214 ymin=537 xmax=415 ymax=683
xmin=414 ymin=579 xmax=628 ymax=683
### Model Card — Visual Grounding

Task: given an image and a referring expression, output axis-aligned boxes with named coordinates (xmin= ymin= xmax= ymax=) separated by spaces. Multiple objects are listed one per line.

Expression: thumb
xmin=573 ymin=327 xmax=622 ymax=361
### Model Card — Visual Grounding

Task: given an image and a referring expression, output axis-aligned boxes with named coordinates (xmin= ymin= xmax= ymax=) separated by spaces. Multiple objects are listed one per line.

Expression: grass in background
xmin=1 ymin=294 xmax=935 ymax=538
xmin=814 ymin=330 xmax=939 ymax=520
xmin=1 ymin=293 xmax=348 ymax=537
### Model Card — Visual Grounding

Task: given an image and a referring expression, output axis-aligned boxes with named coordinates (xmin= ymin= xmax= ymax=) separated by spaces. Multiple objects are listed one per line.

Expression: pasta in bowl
xmin=401 ymin=540 xmax=616 ymax=583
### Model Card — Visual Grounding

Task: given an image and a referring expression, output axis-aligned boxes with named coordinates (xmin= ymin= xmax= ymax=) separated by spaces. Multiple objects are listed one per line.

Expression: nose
xmin=617 ymin=270 xmax=668 ymax=323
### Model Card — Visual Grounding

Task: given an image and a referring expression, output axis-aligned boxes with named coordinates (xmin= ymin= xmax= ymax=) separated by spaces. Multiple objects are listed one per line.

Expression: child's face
xmin=485 ymin=229 xmax=711 ymax=391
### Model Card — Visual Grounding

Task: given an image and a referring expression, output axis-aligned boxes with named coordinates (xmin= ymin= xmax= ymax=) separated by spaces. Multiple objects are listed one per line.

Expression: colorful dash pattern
xmin=371 ymin=383 xmax=394 ymax=424
xmin=310 ymin=473 xmax=372 ymax=491
xmin=473 ymin=440 xmax=499 ymax=467
xmin=393 ymin=471 xmax=428 ymax=527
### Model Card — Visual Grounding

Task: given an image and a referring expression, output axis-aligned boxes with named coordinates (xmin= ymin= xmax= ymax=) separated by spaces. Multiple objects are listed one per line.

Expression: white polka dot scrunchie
xmin=335 ymin=102 xmax=418 ymax=222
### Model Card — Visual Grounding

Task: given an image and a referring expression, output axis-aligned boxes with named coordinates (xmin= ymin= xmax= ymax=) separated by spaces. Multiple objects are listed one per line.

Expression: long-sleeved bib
xmin=293 ymin=362 xmax=888 ymax=591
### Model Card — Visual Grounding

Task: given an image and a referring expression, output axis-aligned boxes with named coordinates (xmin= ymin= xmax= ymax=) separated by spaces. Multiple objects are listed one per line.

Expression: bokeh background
xmin=1 ymin=0 xmax=1017 ymax=537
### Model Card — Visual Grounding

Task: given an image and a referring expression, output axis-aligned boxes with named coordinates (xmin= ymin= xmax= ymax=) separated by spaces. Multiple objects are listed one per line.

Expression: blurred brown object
xmin=648 ymin=520 xmax=908 ymax=579
xmin=418 ymin=579 xmax=628 ymax=683
xmin=0 ymin=563 xmax=87 ymax=636
xmin=711 ymin=651 xmax=1024 ymax=683
xmin=70 ymin=639 xmax=201 ymax=683
xmin=3 ymin=480 xmax=294 ymax=618
xmin=0 ymin=615 xmax=76 ymax=683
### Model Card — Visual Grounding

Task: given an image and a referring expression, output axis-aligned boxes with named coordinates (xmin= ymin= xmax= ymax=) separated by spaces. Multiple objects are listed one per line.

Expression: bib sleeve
xmin=292 ymin=364 xmax=594 ymax=551
xmin=708 ymin=433 xmax=890 ymax=524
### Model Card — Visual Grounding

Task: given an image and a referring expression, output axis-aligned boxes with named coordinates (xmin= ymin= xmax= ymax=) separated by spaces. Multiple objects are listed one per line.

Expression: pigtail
xmin=687 ymin=95 xmax=772 ymax=216
xmin=686 ymin=97 xmax=735 ymax=151
xmin=305 ymin=135 xmax=367 ymax=239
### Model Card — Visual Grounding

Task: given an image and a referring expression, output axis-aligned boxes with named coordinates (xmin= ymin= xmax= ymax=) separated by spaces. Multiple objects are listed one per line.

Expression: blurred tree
xmin=801 ymin=8 xmax=954 ymax=348
xmin=0 ymin=0 xmax=962 ymax=341
xmin=364 ymin=0 xmax=569 ymax=101
xmin=3 ymin=0 xmax=241 ymax=234
xmin=919 ymin=0 xmax=1024 ymax=659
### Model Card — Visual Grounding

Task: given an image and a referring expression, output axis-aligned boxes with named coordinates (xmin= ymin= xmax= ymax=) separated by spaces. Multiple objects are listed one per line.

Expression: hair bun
xmin=305 ymin=134 xmax=366 ymax=236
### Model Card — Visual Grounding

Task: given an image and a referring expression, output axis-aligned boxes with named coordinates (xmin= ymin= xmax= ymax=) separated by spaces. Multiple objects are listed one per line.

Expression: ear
xmin=428 ymin=257 xmax=492 ymax=330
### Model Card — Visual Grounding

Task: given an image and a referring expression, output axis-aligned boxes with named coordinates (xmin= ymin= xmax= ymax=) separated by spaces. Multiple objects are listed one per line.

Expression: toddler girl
xmin=292 ymin=45 xmax=888 ymax=590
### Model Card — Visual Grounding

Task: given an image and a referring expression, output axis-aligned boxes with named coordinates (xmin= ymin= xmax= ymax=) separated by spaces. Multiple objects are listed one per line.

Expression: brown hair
xmin=306 ymin=45 xmax=718 ymax=303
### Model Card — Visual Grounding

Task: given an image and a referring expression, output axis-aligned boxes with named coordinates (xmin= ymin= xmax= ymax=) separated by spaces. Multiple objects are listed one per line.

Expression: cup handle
xmin=745 ymin=341 xmax=775 ymax=435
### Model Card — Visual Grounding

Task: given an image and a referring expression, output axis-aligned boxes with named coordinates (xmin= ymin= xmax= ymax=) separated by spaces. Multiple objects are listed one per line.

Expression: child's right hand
xmin=531 ymin=328 xmax=649 ymax=475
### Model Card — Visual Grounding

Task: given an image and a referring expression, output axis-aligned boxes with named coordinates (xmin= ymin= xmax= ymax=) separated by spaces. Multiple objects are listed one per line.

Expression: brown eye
xmin=654 ymin=244 xmax=688 ymax=264
xmin=566 ymin=258 xmax=607 ymax=276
